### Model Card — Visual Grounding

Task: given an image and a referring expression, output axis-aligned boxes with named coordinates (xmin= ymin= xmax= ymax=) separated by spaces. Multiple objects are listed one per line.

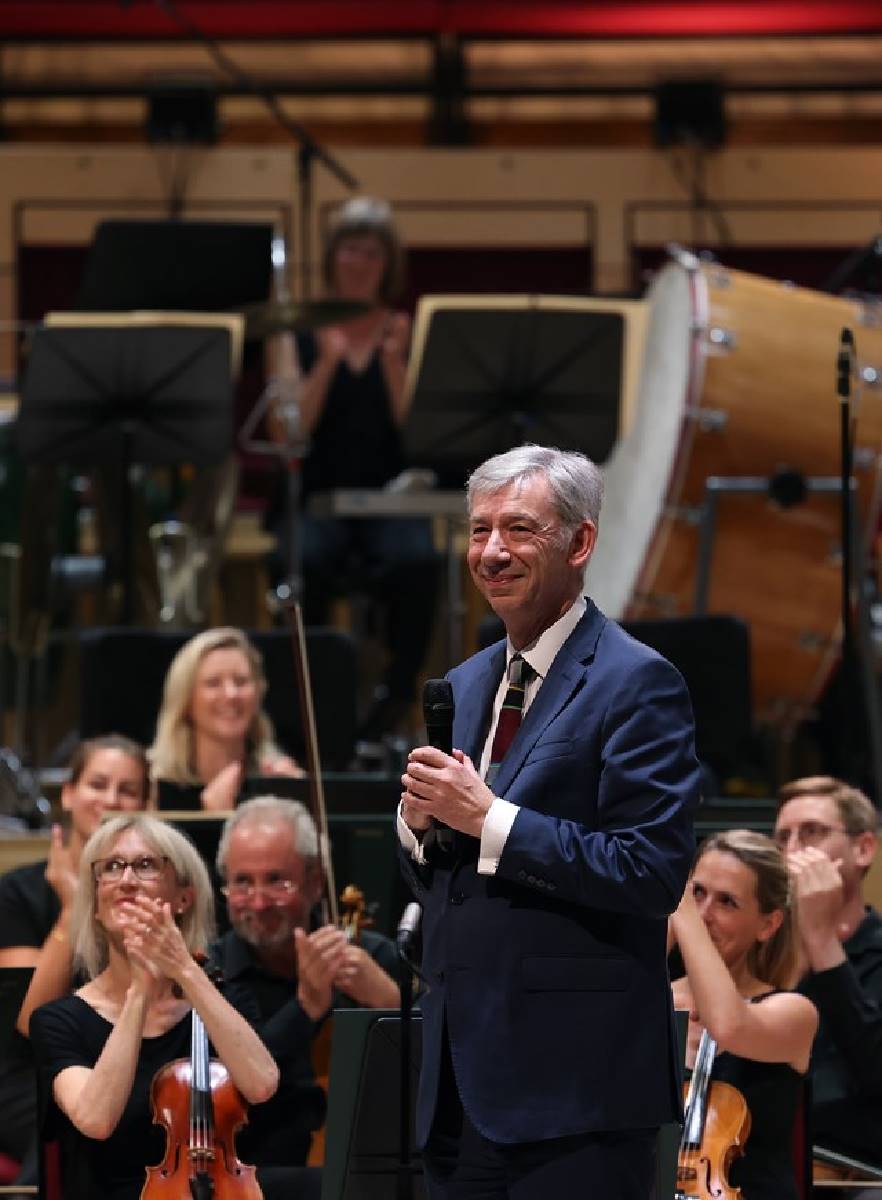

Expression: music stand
xmin=17 ymin=317 xmax=238 ymax=622
xmin=75 ymin=220 xmax=274 ymax=312
xmin=402 ymin=295 xmax=643 ymax=478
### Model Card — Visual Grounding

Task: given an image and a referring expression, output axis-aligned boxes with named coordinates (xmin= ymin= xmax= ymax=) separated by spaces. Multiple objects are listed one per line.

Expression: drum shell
xmin=594 ymin=261 xmax=882 ymax=728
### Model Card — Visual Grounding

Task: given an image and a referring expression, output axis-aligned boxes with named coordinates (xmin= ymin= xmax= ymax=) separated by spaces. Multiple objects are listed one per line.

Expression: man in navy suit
xmin=398 ymin=444 xmax=701 ymax=1198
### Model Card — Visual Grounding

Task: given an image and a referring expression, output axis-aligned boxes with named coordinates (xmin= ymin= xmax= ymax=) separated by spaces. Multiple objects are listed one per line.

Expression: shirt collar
xmin=506 ymin=595 xmax=587 ymax=682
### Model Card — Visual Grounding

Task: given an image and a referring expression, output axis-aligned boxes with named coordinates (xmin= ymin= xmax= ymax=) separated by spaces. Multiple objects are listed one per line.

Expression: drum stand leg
xmin=693 ymin=474 xmax=845 ymax=615
xmin=693 ymin=472 xmax=882 ymax=798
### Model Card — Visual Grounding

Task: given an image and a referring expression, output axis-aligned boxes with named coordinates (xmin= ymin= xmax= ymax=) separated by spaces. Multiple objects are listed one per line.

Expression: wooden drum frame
xmin=587 ymin=250 xmax=882 ymax=729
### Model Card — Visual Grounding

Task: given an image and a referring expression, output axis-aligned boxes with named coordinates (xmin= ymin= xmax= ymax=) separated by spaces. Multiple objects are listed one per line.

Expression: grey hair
xmin=466 ymin=444 xmax=604 ymax=533
xmin=71 ymin=814 xmax=216 ymax=979
xmin=216 ymin=795 xmax=320 ymax=877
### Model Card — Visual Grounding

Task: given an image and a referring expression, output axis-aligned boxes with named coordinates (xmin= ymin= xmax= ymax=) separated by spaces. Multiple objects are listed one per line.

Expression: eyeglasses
xmin=773 ymin=821 xmax=848 ymax=850
xmin=93 ymin=855 xmax=169 ymax=884
xmin=221 ymin=877 xmax=300 ymax=903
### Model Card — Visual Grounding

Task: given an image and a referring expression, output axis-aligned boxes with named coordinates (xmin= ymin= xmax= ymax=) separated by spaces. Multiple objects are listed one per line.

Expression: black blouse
xmin=31 ymin=994 xmax=193 ymax=1200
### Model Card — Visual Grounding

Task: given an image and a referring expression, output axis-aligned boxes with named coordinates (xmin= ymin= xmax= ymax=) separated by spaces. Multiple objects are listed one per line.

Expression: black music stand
xmin=402 ymin=296 xmax=625 ymax=479
xmin=321 ymin=1010 xmax=686 ymax=1200
xmin=75 ymin=220 xmax=274 ymax=312
xmin=321 ymin=1010 xmax=425 ymax=1200
xmin=17 ymin=322 xmax=235 ymax=622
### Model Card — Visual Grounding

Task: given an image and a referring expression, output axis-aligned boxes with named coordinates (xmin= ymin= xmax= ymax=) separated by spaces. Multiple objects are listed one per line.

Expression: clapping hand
xmin=45 ymin=824 xmax=78 ymax=911
xmin=294 ymin=925 xmax=349 ymax=1021
xmin=121 ymin=895 xmax=191 ymax=999
xmin=201 ymin=761 xmax=242 ymax=811
xmin=787 ymin=847 xmax=848 ymax=969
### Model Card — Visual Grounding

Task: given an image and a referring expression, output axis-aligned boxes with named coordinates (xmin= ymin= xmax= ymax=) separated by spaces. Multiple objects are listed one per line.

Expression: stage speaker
xmin=654 ymin=80 xmax=726 ymax=149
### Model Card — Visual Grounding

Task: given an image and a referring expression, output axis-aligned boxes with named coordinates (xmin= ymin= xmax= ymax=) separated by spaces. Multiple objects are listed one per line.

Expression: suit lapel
xmin=454 ymin=642 xmax=506 ymax=764
xmin=489 ymin=603 xmax=606 ymax=798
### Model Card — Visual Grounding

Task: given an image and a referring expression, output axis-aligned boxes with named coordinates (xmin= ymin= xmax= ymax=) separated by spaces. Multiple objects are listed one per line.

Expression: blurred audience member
xmin=774 ymin=776 xmax=882 ymax=1190
xmin=0 ymin=735 xmax=148 ymax=1186
xmin=149 ymin=627 xmax=302 ymax=812
xmin=267 ymin=196 xmax=439 ymax=741
xmin=210 ymin=796 xmax=399 ymax=1171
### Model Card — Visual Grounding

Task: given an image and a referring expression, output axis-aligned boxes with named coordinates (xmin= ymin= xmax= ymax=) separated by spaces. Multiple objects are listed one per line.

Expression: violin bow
xmin=283 ymin=600 xmax=339 ymax=927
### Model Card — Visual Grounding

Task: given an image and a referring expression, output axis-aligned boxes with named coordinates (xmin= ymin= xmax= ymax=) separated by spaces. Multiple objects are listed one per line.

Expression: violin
xmin=676 ymin=1029 xmax=751 ymax=1200
xmin=143 ymin=961 xmax=262 ymax=1200
xmin=306 ymin=883 xmax=373 ymax=1167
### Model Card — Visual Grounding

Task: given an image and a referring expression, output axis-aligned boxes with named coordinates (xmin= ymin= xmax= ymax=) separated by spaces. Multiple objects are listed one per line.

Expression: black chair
xmin=77 ymin=626 xmax=358 ymax=770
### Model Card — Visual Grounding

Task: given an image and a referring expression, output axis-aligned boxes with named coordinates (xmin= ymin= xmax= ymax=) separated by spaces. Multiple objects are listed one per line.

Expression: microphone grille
xmin=423 ymin=678 xmax=453 ymax=711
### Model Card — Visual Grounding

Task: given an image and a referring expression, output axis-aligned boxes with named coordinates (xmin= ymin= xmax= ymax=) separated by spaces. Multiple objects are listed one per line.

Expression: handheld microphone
xmin=422 ymin=678 xmax=454 ymax=755
xmin=421 ymin=678 xmax=454 ymax=846
xmin=396 ymin=901 xmax=422 ymax=953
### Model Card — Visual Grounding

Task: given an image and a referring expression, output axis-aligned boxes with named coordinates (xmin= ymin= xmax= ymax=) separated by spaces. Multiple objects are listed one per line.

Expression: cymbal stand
xmin=149 ymin=0 xmax=358 ymax=297
xmin=239 ymin=229 xmax=308 ymax=606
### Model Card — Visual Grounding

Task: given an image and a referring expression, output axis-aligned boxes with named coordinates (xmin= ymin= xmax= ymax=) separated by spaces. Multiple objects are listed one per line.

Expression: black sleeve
xmin=30 ymin=999 xmax=95 ymax=1088
xmin=0 ymin=863 xmax=55 ymax=950
xmin=802 ymin=961 xmax=882 ymax=1098
xmin=253 ymin=1000 xmax=315 ymax=1065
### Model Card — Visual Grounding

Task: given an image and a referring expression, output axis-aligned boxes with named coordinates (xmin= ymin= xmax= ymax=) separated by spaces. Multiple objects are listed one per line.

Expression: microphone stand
xmin=138 ymin=0 xmax=360 ymax=603
xmin=397 ymin=931 xmax=419 ymax=1200
xmin=147 ymin=0 xmax=359 ymax=296
xmin=836 ymin=329 xmax=882 ymax=800
xmin=824 ymin=236 xmax=882 ymax=296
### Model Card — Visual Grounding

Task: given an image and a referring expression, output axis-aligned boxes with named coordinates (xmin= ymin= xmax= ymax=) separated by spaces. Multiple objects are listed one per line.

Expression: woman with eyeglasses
xmin=670 ymin=829 xmax=818 ymax=1200
xmin=0 ymin=735 xmax=148 ymax=1188
xmin=29 ymin=813 xmax=279 ymax=1200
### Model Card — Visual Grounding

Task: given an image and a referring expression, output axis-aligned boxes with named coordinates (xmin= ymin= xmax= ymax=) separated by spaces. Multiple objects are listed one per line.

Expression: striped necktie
xmin=486 ymin=655 xmax=532 ymax=785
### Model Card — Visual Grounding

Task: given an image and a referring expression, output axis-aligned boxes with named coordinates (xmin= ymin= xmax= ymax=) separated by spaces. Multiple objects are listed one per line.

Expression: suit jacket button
xmin=517 ymin=870 xmax=527 ymax=880
xmin=527 ymin=874 xmax=537 ymax=884
xmin=547 ymin=882 xmax=557 ymax=892
xmin=536 ymin=879 xmax=545 ymax=888
xmin=450 ymin=891 xmax=465 ymax=905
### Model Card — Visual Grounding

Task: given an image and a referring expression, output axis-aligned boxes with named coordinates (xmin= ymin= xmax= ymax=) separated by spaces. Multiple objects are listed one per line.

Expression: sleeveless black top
xmin=689 ymin=992 xmax=806 ymax=1200
xmin=297 ymin=330 xmax=403 ymax=498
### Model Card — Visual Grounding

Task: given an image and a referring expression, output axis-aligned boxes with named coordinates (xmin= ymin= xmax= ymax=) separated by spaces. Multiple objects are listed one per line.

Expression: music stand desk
xmin=44 ymin=311 xmax=244 ymax=380
xmin=403 ymin=293 xmax=646 ymax=474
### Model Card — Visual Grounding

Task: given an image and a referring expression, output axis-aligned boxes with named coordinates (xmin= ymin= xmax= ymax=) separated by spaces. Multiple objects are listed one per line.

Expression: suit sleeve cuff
xmin=478 ymin=797 xmax=520 ymax=875
xmin=397 ymin=801 xmax=435 ymax=865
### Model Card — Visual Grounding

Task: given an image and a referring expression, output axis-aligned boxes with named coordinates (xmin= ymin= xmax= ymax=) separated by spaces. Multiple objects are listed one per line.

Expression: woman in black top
xmin=0 ymin=735 xmax=148 ymax=1179
xmin=671 ymin=829 xmax=818 ymax=1200
xmin=30 ymin=813 xmax=278 ymax=1200
xmin=149 ymin=626 xmax=303 ymax=811
xmin=268 ymin=196 xmax=439 ymax=739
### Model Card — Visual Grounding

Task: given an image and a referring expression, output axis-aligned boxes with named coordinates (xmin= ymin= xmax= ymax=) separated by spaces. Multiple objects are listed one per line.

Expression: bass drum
xmin=586 ymin=252 xmax=882 ymax=729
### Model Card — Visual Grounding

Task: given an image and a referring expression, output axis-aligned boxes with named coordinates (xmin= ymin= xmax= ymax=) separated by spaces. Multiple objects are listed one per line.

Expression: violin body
xmin=143 ymin=1058 xmax=263 ymax=1200
xmin=676 ymin=1079 xmax=751 ymax=1200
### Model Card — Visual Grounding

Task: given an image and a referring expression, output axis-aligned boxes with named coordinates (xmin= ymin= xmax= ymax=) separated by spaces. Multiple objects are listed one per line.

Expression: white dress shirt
xmin=397 ymin=596 xmax=587 ymax=873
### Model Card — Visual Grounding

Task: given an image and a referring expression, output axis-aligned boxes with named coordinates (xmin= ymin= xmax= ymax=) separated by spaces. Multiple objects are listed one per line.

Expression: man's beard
xmin=232 ymin=909 xmax=298 ymax=950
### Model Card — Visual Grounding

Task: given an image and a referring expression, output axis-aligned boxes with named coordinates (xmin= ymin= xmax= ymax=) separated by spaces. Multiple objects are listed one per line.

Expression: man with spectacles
xmin=774 ymin=776 xmax=882 ymax=1189
xmin=208 ymin=795 xmax=398 ymax=1183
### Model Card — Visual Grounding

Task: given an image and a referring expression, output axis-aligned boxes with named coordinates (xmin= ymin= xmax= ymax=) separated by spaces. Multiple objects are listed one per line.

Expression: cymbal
xmin=241 ymin=298 xmax=373 ymax=338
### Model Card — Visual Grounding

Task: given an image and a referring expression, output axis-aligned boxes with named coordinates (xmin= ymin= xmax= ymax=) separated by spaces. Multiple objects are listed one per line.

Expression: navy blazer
xmin=400 ymin=600 xmax=701 ymax=1146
